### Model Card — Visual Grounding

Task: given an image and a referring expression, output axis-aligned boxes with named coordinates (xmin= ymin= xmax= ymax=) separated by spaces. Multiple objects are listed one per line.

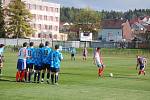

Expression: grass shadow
xmin=105 ymin=73 xmax=149 ymax=81
xmin=0 ymin=75 xmax=16 ymax=82
xmin=60 ymin=72 xmax=84 ymax=76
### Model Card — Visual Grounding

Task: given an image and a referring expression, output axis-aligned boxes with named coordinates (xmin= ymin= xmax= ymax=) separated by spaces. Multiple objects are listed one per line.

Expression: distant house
xmin=131 ymin=22 xmax=146 ymax=35
xmin=129 ymin=16 xmax=150 ymax=41
xmin=98 ymin=19 xmax=132 ymax=42
xmin=143 ymin=25 xmax=150 ymax=41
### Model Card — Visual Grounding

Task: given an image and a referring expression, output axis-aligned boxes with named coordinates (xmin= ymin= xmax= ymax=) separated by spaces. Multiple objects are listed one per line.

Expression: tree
xmin=6 ymin=0 xmax=33 ymax=38
xmin=0 ymin=0 xmax=6 ymax=38
xmin=74 ymin=7 xmax=101 ymax=40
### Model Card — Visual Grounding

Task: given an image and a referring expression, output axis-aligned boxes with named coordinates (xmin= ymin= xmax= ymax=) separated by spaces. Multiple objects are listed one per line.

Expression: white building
xmin=2 ymin=0 xmax=67 ymax=40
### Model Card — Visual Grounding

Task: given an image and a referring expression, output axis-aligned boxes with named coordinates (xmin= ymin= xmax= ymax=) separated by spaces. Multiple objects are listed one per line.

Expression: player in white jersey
xmin=16 ymin=42 xmax=28 ymax=82
xmin=93 ymin=47 xmax=105 ymax=77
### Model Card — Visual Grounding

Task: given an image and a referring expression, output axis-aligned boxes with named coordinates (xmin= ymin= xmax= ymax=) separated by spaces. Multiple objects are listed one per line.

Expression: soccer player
xmin=26 ymin=42 xmax=35 ymax=82
xmin=33 ymin=43 xmax=44 ymax=83
xmin=70 ymin=47 xmax=76 ymax=60
xmin=0 ymin=44 xmax=5 ymax=75
xmin=93 ymin=47 xmax=105 ymax=77
xmin=16 ymin=42 xmax=28 ymax=82
xmin=136 ymin=55 xmax=147 ymax=75
xmin=51 ymin=45 xmax=63 ymax=85
xmin=41 ymin=41 xmax=52 ymax=84
xmin=82 ymin=47 xmax=88 ymax=60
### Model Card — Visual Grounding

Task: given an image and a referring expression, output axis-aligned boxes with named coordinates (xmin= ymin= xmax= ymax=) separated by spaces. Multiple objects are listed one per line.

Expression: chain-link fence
xmin=0 ymin=38 xmax=150 ymax=49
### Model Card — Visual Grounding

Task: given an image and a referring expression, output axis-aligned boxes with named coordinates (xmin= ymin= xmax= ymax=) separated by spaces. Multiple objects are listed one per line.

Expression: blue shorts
xmin=140 ymin=65 xmax=144 ymax=70
xmin=17 ymin=59 xmax=26 ymax=71
xmin=50 ymin=67 xmax=53 ymax=71
xmin=42 ymin=64 xmax=50 ymax=70
xmin=26 ymin=63 xmax=34 ymax=69
xmin=34 ymin=65 xmax=42 ymax=70
xmin=51 ymin=67 xmax=60 ymax=73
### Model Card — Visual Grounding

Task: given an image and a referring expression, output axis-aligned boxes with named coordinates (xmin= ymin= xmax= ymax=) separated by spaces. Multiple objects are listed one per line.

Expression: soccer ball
xmin=109 ymin=73 xmax=113 ymax=77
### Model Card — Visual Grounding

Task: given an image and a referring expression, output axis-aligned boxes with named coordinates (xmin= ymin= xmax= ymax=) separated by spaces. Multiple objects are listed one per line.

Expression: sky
xmin=48 ymin=0 xmax=150 ymax=12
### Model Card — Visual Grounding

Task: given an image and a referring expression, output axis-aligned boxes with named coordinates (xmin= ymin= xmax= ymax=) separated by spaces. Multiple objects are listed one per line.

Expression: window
xmin=29 ymin=4 xmax=31 ymax=9
xmin=49 ymin=34 xmax=52 ymax=38
xmin=45 ymin=6 xmax=48 ymax=11
xmin=53 ymin=34 xmax=57 ymax=39
xmin=49 ymin=7 xmax=53 ymax=12
xmin=49 ymin=16 xmax=53 ymax=21
xmin=55 ymin=17 xmax=58 ymax=22
xmin=38 ymin=15 xmax=42 ymax=20
xmin=38 ymin=24 xmax=41 ymax=29
xmin=49 ymin=25 xmax=52 ymax=30
xmin=108 ymin=33 xmax=113 ymax=41
xmin=30 ymin=4 xmax=34 ymax=10
xmin=38 ymin=34 xmax=41 ymax=38
xmin=55 ymin=8 xmax=59 ymax=12
xmin=45 ymin=25 xmax=48 ymax=30
xmin=33 ymin=4 xmax=36 ymax=10
xmin=55 ymin=26 xmax=58 ymax=31
xmin=33 ymin=24 xmax=36 ymax=28
xmin=39 ymin=5 xmax=42 ymax=10
xmin=44 ymin=16 xmax=47 ymax=20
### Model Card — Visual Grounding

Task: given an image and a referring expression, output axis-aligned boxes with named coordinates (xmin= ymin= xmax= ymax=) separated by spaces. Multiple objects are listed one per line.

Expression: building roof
xmin=129 ymin=16 xmax=150 ymax=25
xmin=101 ymin=19 xmax=126 ymax=29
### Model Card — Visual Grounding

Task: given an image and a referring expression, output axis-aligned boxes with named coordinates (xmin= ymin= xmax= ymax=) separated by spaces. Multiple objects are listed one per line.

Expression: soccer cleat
xmin=47 ymin=80 xmax=50 ymax=84
xmin=41 ymin=79 xmax=44 ymax=83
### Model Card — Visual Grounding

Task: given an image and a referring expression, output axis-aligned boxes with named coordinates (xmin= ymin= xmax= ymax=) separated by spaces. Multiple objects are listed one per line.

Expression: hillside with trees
xmin=60 ymin=7 xmax=150 ymax=22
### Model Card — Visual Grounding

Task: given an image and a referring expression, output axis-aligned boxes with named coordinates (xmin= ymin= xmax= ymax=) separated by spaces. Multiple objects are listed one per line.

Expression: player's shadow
xmin=60 ymin=72 xmax=83 ymax=76
xmin=106 ymin=73 xmax=148 ymax=81
xmin=0 ymin=75 xmax=16 ymax=82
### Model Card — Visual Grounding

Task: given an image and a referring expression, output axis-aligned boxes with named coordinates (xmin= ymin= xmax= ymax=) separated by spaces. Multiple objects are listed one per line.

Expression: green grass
xmin=0 ymin=49 xmax=150 ymax=100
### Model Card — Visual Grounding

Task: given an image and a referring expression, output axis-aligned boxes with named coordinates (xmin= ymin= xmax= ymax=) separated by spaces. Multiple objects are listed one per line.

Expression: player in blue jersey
xmin=33 ymin=43 xmax=44 ymax=83
xmin=41 ymin=41 xmax=52 ymax=84
xmin=51 ymin=45 xmax=63 ymax=85
xmin=0 ymin=44 xmax=5 ymax=75
xmin=26 ymin=42 xmax=35 ymax=82
xmin=136 ymin=55 xmax=147 ymax=75
xmin=16 ymin=42 xmax=28 ymax=82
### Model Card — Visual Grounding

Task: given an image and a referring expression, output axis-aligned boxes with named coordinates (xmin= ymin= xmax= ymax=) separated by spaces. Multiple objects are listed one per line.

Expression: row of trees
xmin=60 ymin=7 xmax=150 ymax=22
xmin=0 ymin=0 xmax=5 ymax=38
xmin=0 ymin=0 xmax=33 ymax=38
xmin=61 ymin=7 xmax=101 ymax=40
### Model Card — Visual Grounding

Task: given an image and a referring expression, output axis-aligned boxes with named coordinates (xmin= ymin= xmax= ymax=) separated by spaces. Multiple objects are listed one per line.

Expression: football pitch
xmin=0 ymin=48 xmax=150 ymax=100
